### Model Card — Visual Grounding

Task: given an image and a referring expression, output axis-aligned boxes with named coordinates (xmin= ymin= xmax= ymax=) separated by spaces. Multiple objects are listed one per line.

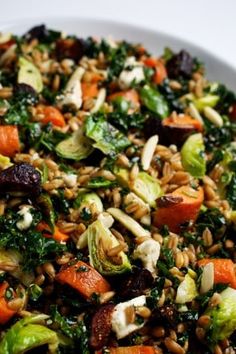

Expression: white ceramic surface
xmin=1 ymin=17 xmax=236 ymax=91
xmin=1 ymin=0 xmax=236 ymax=69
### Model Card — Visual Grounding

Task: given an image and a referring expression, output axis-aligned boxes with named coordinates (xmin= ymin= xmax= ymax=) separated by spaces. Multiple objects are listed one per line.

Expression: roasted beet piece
xmin=118 ymin=268 xmax=154 ymax=299
xmin=24 ymin=24 xmax=61 ymax=43
xmin=143 ymin=116 xmax=165 ymax=142
xmin=24 ymin=24 xmax=49 ymax=41
xmin=90 ymin=303 xmax=115 ymax=350
xmin=150 ymin=304 xmax=177 ymax=328
xmin=13 ymin=83 xmax=38 ymax=104
xmin=144 ymin=115 xmax=196 ymax=147
xmin=14 ymin=83 xmax=37 ymax=97
xmin=0 ymin=163 xmax=41 ymax=196
xmin=162 ymin=123 xmax=197 ymax=147
xmin=230 ymin=103 xmax=236 ymax=121
xmin=55 ymin=38 xmax=85 ymax=61
xmin=166 ymin=50 xmax=193 ymax=79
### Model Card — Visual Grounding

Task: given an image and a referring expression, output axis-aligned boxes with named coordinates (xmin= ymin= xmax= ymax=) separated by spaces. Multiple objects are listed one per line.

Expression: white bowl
xmin=1 ymin=17 xmax=236 ymax=91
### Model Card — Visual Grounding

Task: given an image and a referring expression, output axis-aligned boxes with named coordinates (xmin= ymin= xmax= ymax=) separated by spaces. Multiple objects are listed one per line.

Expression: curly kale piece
xmin=213 ymin=84 xmax=236 ymax=114
xmin=0 ymin=210 xmax=66 ymax=270
xmin=204 ymin=120 xmax=236 ymax=152
xmin=3 ymin=83 xmax=38 ymax=125
xmin=50 ymin=306 xmax=90 ymax=354
xmin=227 ymin=173 xmax=236 ymax=209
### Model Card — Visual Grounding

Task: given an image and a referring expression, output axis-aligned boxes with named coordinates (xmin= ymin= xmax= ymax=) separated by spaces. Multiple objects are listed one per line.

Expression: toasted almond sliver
xmin=188 ymin=102 xmax=204 ymax=124
xmin=141 ymin=135 xmax=159 ymax=171
xmin=90 ymin=88 xmax=106 ymax=113
xmin=107 ymin=207 xmax=151 ymax=238
xmin=200 ymin=262 xmax=214 ymax=294
xmin=203 ymin=106 xmax=223 ymax=127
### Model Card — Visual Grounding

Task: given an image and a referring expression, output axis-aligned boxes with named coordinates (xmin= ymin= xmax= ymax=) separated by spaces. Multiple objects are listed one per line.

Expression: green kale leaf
xmin=85 ymin=113 xmax=131 ymax=155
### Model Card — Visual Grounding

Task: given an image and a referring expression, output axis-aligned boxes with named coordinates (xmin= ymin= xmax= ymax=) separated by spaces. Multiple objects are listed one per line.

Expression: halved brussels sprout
xmin=0 ymin=248 xmax=34 ymax=286
xmin=205 ymin=287 xmax=236 ymax=347
xmin=87 ymin=220 xmax=131 ymax=276
xmin=175 ymin=273 xmax=198 ymax=304
xmin=0 ymin=314 xmax=59 ymax=354
xmin=133 ymin=172 xmax=162 ymax=207
xmin=115 ymin=168 xmax=162 ymax=207
xmin=18 ymin=57 xmax=43 ymax=93
xmin=181 ymin=133 xmax=206 ymax=178
xmin=55 ymin=127 xmax=94 ymax=161
xmin=73 ymin=191 xmax=103 ymax=213
xmin=193 ymin=94 xmax=219 ymax=112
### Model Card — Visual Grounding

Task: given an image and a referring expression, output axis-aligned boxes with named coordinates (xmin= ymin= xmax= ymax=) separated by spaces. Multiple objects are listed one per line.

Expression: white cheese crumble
xmin=118 ymin=56 xmax=145 ymax=90
xmin=133 ymin=239 xmax=160 ymax=276
xmin=57 ymin=66 xmax=85 ymax=109
xmin=63 ymin=173 xmax=77 ymax=188
xmin=111 ymin=295 xmax=146 ymax=339
xmin=16 ymin=206 xmax=33 ymax=231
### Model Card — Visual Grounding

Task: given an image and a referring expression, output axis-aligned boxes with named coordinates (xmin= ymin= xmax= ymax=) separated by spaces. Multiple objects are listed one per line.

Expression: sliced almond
xmin=141 ymin=135 xmax=158 ymax=171
xmin=90 ymin=88 xmax=106 ymax=113
xmin=203 ymin=106 xmax=223 ymax=127
xmin=188 ymin=102 xmax=204 ymax=124
xmin=107 ymin=207 xmax=150 ymax=238
xmin=200 ymin=262 xmax=214 ymax=294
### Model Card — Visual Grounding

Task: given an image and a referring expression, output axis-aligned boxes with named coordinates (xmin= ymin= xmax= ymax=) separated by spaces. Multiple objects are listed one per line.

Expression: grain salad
xmin=0 ymin=24 xmax=235 ymax=354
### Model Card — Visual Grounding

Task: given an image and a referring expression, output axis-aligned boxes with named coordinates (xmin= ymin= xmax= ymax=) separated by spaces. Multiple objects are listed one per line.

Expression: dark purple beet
xmin=166 ymin=50 xmax=193 ymax=79
xmin=162 ymin=123 xmax=197 ymax=147
xmin=144 ymin=115 xmax=195 ymax=147
xmin=118 ymin=268 xmax=154 ymax=299
xmin=143 ymin=115 xmax=166 ymax=144
xmin=150 ymin=304 xmax=178 ymax=328
xmin=55 ymin=38 xmax=85 ymax=61
xmin=14 ymin=83 xmax=37 ymax=97
xmin=90 ymin=304 xmax=115 ymax=350
xmin=0 ymin=163 xmax=41 ymax=196
xmin=24 ymin=24 xmax=49 ymax=41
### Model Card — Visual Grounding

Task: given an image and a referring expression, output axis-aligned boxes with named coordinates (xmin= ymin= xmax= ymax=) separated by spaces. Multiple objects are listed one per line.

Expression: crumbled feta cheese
xmin=133 ymin=239 xmax=160 ymax=276
xmin=16 ymin=206 xmax=33 ymax=231
xmin=63 ymin=173 xmax=77 ymax=188
xmin=57 ymin=67 xmax=85 ymax=109
xmin=111 ymin=295 xmax=146 ymax=339
xmin=118 ymin=56 xmax=145 ymax=90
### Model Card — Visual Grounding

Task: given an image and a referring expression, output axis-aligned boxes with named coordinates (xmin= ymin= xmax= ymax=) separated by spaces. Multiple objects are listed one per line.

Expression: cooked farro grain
xmin=164 ymin=337 xmax=185 ymax=354
xmin=125 ymin=306 xmax=136 ymax=324
xmin=106 ymin=243 xmax=126 ymax=257
xmin=207 ymin=243 xmax=222 ymax=255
